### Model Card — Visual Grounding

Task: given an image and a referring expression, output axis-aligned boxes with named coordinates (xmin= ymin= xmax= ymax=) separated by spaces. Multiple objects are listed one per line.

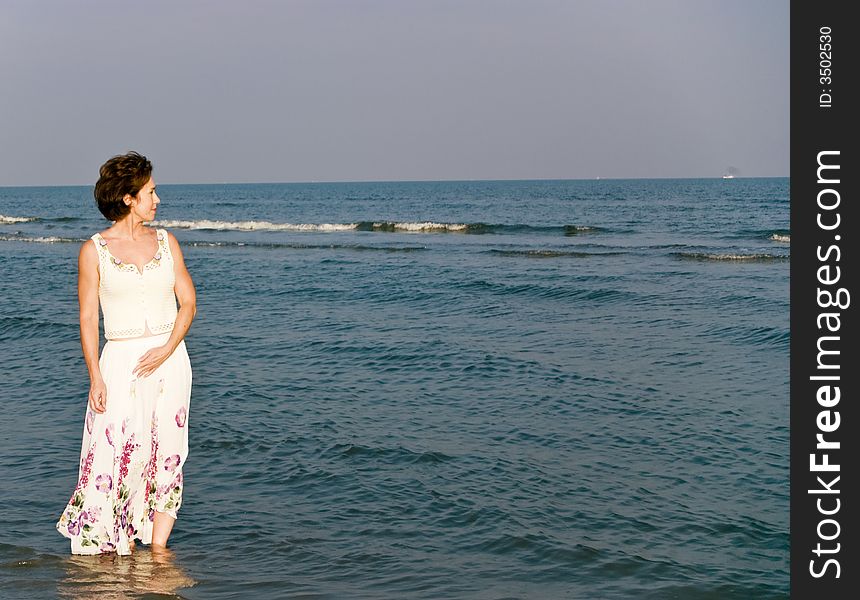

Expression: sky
xmin=0 ymin=0 xmax=789 ymax=185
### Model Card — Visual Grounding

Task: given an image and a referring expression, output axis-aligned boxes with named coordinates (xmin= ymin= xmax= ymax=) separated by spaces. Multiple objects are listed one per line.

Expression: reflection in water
xmin=59 ymin=547 xmax=196 ymax=599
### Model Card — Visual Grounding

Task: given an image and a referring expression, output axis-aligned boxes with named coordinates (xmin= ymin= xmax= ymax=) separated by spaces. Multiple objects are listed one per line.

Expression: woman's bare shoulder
xmin=78 ymin=237 xmax=99 ymax=271
xmin=79 ymin=236 xmax=97 ymax=256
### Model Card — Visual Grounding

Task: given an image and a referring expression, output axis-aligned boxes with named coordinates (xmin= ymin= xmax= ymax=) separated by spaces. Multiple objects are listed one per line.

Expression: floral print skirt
xmin=56 ymin=332 xmax=192 ymax=555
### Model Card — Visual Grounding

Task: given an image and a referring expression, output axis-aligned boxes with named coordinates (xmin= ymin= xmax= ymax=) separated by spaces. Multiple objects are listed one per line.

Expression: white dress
xmin=56 ymin=228 xmax=192 ymax=555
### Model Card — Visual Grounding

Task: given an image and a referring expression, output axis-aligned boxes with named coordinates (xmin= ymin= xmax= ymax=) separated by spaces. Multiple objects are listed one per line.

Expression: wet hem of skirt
xmin=55 ymin=509 xmax=181 ymax=556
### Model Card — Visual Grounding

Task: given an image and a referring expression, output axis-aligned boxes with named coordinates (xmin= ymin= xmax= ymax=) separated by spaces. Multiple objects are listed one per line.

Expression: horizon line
xmin=0 ymin=174 xmax=790 ymax=189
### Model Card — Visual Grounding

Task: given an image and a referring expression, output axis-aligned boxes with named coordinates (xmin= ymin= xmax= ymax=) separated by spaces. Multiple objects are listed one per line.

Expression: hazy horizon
xmin=0 ymin=174 xmax=789 ymax=190
xmin=1 ymin=0 xmax=789 ymax=186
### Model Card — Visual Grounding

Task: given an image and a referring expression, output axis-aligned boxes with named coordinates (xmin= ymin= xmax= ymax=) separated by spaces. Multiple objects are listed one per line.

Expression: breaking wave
xmin=152 ymin=219 xmax=598 ymax=235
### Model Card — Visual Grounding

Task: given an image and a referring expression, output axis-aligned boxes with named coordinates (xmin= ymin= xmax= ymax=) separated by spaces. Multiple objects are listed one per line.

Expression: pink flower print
xmin=78 ymin=445 xmax=95 ymax=490
xmin=175 ymin=406 xmax=187 ymax=428
xmin=164 ymin=454 xmax=181 ymax=472
xmin=88 ymin=506 xmax=102 ymax=521
xmin=95 ymin=473 xmax=113 ymax=493
xmin=99 ymin=540 xmax=116 ymax=552
xmin=105 ymin=423 xmax=115 ymax=447
xmin=118 ymin=437 xmax=139 ymax=485
xmin=78 ymin=510 xmax=90 ymax=523
xmin=85 ymin=410 xmax=94 ymax=435
xmin=157 ymin=471 xmax=184 ymax=500
xmin=67 ymin=519 xmax=80 ymax=536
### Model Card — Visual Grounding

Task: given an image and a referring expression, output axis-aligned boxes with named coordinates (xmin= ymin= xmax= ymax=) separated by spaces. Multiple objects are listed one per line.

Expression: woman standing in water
xmin=57 ymin=151 xmax=196 ymax=554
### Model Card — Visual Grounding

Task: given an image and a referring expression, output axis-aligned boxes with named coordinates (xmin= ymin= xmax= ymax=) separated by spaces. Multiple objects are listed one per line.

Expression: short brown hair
xmin=93 ymin=151 xmax=153 ymax=221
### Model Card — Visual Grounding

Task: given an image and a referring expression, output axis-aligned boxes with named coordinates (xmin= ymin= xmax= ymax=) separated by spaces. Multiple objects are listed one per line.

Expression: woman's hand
xmin=89 ymin=378 xmax=108 ymax=414
xmin=133 ymin=344 xmax=174 ymax=379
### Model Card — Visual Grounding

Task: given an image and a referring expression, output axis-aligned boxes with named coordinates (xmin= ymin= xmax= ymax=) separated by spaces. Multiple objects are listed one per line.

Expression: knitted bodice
xmin=91 ymin=228 xmax=178 ymax=340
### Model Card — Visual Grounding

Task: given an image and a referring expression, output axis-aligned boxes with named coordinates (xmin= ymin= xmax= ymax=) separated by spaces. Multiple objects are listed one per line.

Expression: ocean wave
xmin=0 ymin=233 xmax=414 ymax=252
xmin=674 ymin=252 xmax=789 ymax=262
xmin=153 ymin=219 xmax=598 ymax=235
xmin=0 ymin=315 xmax=76 ymax=339
xmin=186 ymin=240 xmax=426 ymax=252
xmin=153 ymin=219 xmax=358 ymax=231
xmin=359 ymin=222 xmax=598 ymax=234
xmin=487 ymin=249 xmax=626 ymax=258
xmin=366 ymin=221 xmax=469 ymax=232
xmin=0 ymin=234 xmax=79 ymax=243
xmin=0 ymin=214 xmax=38 ymax=224
xmin=703 ymin=323 xmax=790 ymax=349
xmin=321 ymin=442 xmax=454 ymax=465
xmin=728 ymin=228 xmax=790 ymax=243
xmin=455 ymin=279 xmax=632 ymax=303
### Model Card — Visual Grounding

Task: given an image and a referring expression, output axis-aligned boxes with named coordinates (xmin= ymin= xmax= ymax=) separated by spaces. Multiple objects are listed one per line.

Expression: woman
xmin=56 ymin=151 xmax=197 ymax=555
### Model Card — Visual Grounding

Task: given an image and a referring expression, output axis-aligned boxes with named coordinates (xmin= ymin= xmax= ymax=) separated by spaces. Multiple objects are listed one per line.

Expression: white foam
xmin=769 ymin=234 xmax=790 ymax=243
xmin=153 ymin=219 xmax=359 ymax=232
xmin=0 ymin=214 xmax=37 ymax=224
xmin=152 ymin=219 xmax=472 ymax=233
xmin=376 ymin=222 xmax=469 ymax=232
xmin=0 ymin=235 xmax=72 ymax=243
xmin=699 ymin=253 xmax=783 ymax=261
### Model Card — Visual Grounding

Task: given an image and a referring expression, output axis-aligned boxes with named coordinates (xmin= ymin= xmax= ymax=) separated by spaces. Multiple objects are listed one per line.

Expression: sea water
xmin=0 ymin=178 xmax=789 ymax=599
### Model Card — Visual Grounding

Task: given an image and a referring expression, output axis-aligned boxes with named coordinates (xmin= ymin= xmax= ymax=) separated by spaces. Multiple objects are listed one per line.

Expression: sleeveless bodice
xmin=91 ymin=228 xmax=178 ymax=340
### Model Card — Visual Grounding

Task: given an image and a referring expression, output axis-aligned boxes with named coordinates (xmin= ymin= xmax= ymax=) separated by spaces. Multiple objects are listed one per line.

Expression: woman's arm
xmin=164 ymin=231 xmax=197 ymax=350
xmin=133 ymin=232 xmax=197 ymax=378
xmin=79 ymin=241 xmax=107 ymax=412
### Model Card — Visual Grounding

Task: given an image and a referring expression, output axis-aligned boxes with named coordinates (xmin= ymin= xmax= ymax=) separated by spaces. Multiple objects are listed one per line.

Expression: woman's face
xmin=126 ymin=177 xmax=160 ymax=222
